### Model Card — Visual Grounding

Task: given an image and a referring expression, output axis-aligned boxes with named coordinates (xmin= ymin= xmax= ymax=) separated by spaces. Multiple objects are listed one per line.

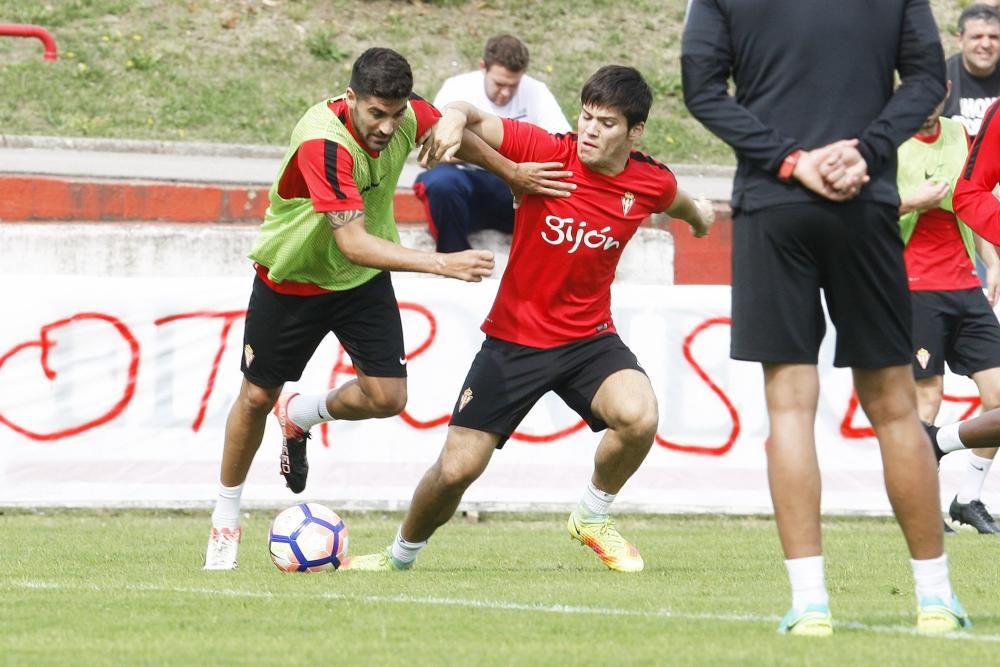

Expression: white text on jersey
xmin=541 ymin=215 xmax=622 ymax=254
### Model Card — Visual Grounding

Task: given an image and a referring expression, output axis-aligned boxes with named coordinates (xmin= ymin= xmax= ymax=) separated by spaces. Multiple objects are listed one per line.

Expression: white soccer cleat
xmin=204 ymin=527 xmax=241 ymax=570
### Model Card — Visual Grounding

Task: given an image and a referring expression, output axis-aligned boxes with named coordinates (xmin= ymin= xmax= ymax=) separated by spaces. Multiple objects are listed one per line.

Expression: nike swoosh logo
xmin=399 ymin=357 xmax=407 ymax=365
xmin=973 ymin=464 xmax=985 ymax=471
xmin=925 ymin=170 xmax=934 ymax=180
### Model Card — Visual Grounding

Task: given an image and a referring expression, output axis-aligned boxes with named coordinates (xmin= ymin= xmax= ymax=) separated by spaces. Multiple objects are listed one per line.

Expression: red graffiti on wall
xmin=655 ymin=317 xmax=740 ymax=456
xmin=840 ymin=390 xmax=982 ymax=439
xmin=0 ymin=313 xmax=140 ymax=441
xmin=155 ymin=310 xmax=246 ymax=432
xmin=2 ymin=308 xmax=742 ymax=456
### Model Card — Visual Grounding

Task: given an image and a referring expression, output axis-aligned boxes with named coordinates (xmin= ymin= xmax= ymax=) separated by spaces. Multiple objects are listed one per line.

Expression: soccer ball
xmin=268 ymin=503 xmax=348 ymax=572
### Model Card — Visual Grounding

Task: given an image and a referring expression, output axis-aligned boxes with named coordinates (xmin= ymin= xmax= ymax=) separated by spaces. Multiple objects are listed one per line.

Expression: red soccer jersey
xmin=481 ymin=118 xmax=678 ymax=347
xmin=905 ymin=123 xmax=979 ymax=291
xmin=904 ymin=207 xmax=980 ymax=291
xmin=955 ymin=98 xmax=1000 ymax=243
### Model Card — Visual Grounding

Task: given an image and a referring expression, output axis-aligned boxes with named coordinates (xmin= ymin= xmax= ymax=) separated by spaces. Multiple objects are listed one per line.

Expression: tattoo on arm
xmin=325 ymin=209 xmax=364 ymax=231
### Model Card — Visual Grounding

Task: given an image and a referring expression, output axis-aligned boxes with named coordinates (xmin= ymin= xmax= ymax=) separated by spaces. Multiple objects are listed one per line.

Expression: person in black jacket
xmin=943 ymin=3 xmax=1000 ymax=138
xmin=682 ymin=0 xmax=970 ymax=636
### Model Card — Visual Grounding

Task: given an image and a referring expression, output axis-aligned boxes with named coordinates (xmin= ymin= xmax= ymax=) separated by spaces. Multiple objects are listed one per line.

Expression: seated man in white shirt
xmin=415 ymin=34 xmax=571 ymax=251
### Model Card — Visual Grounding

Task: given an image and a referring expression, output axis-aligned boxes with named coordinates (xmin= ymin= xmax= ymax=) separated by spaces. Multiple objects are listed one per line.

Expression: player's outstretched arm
xmin=419 ymin=102 xmax=505 ymax=167
xmin=665 ymin=190 xmax=715 ymax=238
xmin=329 ymin=210 xmax=494 ymax=282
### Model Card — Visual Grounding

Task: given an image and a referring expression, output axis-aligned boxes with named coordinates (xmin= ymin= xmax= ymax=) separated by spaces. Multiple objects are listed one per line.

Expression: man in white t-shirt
xmin=415 ymin=34 xmax=571 ymax=251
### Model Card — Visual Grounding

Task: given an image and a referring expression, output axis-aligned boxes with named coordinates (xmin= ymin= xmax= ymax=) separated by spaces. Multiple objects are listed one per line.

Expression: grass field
xmin=2 ymin=509 xmax=999 ymax=666
xmin=0 ymin=0 xmax=974 ymax=165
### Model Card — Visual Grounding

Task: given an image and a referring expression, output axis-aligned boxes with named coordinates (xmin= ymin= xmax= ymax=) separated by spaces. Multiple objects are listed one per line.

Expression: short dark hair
xmin=958 ymin=4 xmax=1000 ymax=34
xmin=580 ymin=65 xmax=652 ymax=128
xmin=482 ymin=34 xmax=529 ymax=72
xmin=349 ymin=47 xmax=413 ymax=100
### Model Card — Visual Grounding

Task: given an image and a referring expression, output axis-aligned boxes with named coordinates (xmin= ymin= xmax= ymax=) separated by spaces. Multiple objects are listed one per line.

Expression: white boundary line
xmin=13 ymin=580 xmax=999 ymax=642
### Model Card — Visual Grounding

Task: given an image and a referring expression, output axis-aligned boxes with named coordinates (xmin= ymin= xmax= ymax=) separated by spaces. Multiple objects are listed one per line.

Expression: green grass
xmin=2 ymin=509 xmax=998 ymax=666
xmin=0 ymin=0 xmax=970 ymax=164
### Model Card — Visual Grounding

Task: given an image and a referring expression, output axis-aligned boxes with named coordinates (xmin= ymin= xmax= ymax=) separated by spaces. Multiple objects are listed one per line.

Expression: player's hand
xmin=794 ymin=141 xmax=868 ymax=202
xmin=688 ymin=197 xmax=715 ymax=238
xmin=509 ymin=162 xmax=575 ymax=208
xmin=910 ymin=179 xmax=951 ymax=211
xmin=436 ymin=249 xmax=495 ymax=282
xmin=815 ymin=139 xmax=870 ymax=198
xmin=987 ymin=264 xmax=1000 ymax=307
xmin=418 ymin=108 xmax=466 ymax=168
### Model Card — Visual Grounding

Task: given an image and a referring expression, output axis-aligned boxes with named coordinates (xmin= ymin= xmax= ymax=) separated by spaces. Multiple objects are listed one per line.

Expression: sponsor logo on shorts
xmin=458 ymin=387 xmax=474 ymax=412
xmin=399 ymin=356 xmax=407 ymax=366
xmin=244 ymin=344 xmax=255 ymax=368
xmin=916 ymin=347 xmax=930 ymax=370
xmin=621 ymin=191 xmax=635 ymax=216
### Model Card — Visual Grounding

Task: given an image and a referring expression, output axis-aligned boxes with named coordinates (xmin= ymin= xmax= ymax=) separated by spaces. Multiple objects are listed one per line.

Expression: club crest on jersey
xmin=915 ymin=347 xmax=930 ymax=370
xmin=244 ymin=344 xmax=255 ymax=368
xmin=458 ymin=387 xmax=474 ymax=412
xmin=541 ymin=215 xmax=622 ymax=254
xmin=621 ymin=191 xmax=635 ymax=216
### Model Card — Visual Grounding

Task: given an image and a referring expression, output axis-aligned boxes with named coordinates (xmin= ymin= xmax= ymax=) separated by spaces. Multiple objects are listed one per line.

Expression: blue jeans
xmin=414 ymin=164 xmax=514 ymax=252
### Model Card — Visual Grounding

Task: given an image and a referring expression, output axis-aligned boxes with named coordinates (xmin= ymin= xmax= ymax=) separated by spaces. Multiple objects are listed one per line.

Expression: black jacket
xmin=681 ymin=0 xmax=946 ymax=213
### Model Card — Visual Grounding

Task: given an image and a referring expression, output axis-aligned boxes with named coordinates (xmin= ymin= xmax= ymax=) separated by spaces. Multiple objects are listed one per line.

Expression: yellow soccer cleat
xmin=777 ymin=604 xmax=833 ymax=637
xmin=917 ymin=595 xmax=972 ymax=635
xmin=567 ymin=513 xmax=644 ymax=572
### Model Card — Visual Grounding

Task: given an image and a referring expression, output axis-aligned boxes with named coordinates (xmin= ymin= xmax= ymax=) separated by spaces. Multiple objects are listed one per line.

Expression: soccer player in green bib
xmin=204 ymin=47 xmax=572 ymax=570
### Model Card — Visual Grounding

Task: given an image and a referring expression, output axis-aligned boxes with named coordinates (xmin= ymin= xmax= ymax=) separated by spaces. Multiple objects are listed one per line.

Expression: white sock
xmin=287 ymin=392 xmax=334 ymax=431
xmin=956 ymin=453 xmax=994 ymax=504
xmin=389 ymin=528 xmax=427 ymax=565
xmin=912 ymin=554 xmax=953 ymax=602
xmin=937 ymin=423 xmax=966 ymax=454
xmin=784 ymin=556 xmax=829 ymax=611
xmin=575 ymin=481 xmax=616 ymax=521
xmin=211 ymin=482 xmax=244 ymax=529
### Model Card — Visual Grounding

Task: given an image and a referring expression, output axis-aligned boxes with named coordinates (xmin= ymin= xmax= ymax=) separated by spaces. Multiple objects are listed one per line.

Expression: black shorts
xmin=911 ymin=288 xmax=1000 ymax=378
xmin=240 ymin=271 xmax=407 ymax=388
xmin=449 ymin=334 xmax=644 ymax=448
xmin=731 ymin=200 xmax=911 ymax=368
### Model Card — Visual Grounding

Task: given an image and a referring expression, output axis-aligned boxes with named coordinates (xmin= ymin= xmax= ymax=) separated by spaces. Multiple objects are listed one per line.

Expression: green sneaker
xmin=777 ymin=604 xmax=833 ymax=637
xmin=917 ymin=594 xmax=972 ymax=635
xmin=339 ymin=549 xmax=412 ymax=572
xmin=567 ymin=513 xmax=644 ymax=572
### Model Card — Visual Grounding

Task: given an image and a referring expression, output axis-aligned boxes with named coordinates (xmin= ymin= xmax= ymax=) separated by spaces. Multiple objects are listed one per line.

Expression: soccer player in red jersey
xmin=342 ymin=65 xmax=714 ymax=573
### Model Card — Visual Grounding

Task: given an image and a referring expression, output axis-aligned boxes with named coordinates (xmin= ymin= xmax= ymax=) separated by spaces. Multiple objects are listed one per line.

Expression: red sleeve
xmin=954 ymin=100 xmax=1000 ymax=244
xmin=499 ymin=117 xmax=567 ymax=162
xmin=293 ymin=138 xmax=364 ymax=213
xmin=409 ymin=94 xmax=442 ymax=138
xmin=654 ymin=171 xmax=679 ymax=213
